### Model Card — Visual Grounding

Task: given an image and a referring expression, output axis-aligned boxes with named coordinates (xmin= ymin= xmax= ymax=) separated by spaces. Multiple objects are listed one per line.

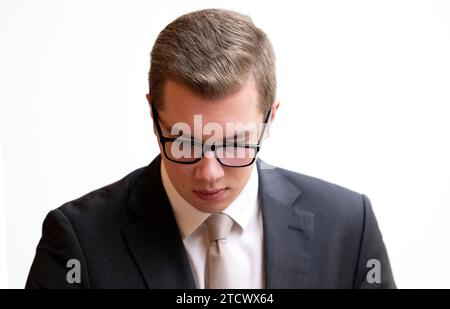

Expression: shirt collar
xmin=160 ymin=160 xmax=259 ymax=240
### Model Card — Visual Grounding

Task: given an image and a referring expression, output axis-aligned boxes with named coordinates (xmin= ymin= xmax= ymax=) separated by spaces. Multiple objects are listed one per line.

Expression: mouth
xmin=193 ymin=188 xmax=228 ymax=202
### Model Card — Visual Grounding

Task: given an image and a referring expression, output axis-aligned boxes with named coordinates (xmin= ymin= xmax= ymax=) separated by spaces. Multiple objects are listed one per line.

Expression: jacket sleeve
xmin=353 ymin=195 xmax=396 ymax=289
xmin=26 ymin=209 xmax=90 ymax=289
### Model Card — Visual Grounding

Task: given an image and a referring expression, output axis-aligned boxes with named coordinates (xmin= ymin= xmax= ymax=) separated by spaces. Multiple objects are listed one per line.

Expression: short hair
xmin=148 ymin=8 xmax=276 ymax=115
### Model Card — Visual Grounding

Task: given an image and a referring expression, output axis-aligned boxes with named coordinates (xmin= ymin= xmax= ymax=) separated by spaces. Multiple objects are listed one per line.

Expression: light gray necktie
xmin=205 ymin=212 xmax=235 ymax=289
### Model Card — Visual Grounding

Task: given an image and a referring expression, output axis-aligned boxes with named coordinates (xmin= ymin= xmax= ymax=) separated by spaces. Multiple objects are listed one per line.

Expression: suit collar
xmin=257 ymin=159 xmax=315 ymax=289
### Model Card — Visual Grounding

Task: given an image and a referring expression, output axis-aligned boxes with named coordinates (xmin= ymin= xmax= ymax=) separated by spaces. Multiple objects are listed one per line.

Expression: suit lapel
xmin=122 ymin=155 xmax=196 ymax=289
xmin=257 ymin=160 xmax=315 ymax=289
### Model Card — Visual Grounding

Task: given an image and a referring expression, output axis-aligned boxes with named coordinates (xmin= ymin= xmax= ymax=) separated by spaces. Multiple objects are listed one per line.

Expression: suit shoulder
xmin=279 ymin=166 xmax=361 ymax=198
xmin=56 ymin=166 xmax=146 ymax=221
xmin=262 ymin=163 xmax=366 ymax=220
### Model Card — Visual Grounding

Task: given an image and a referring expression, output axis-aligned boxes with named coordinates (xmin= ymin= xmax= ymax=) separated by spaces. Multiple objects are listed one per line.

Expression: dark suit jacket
xmin=26 ymin=155 xmax=395 ymax=289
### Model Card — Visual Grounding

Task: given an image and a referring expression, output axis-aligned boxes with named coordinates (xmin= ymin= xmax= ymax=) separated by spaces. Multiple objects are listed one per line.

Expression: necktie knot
xmin=205 ymin=212 xmax=234 ymax=243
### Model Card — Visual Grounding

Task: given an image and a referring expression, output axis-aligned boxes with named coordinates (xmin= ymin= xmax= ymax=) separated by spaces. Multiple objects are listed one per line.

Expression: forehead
xmin=160 ymin=78 xmax=261 ymax=125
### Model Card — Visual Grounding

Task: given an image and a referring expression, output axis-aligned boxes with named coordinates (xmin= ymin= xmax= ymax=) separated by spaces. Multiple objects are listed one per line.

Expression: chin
xmin=189 ymin=198 xmax=231 ymax=214
xmin=184 ymin=187 xmax=234 ymax=213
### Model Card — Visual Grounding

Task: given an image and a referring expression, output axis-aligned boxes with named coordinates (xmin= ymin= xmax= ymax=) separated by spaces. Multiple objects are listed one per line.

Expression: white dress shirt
xmin=160 ymin=161 xmax=264 ymax=289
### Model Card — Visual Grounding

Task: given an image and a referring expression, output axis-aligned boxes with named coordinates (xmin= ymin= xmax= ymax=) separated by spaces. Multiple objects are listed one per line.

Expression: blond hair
xmin=148 ymin=8 xmax=276 ymax=115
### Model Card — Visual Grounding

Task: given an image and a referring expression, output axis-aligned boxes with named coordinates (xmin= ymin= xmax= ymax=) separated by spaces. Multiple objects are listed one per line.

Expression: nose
xmin=194 ymin=151 xmax=225 ymax=182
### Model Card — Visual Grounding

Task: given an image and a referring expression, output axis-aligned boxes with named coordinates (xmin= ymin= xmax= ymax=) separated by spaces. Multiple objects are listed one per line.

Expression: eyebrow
xmin=224 ymin=131 xmax=251 ymax=142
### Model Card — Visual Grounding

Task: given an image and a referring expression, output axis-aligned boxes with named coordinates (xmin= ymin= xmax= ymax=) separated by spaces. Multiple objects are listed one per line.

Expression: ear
xmin=146 ymin=93 xmax=159 ymax=137
xmin=264 ymin=99 xmax=280 ymax=139
xmin=270 ymin=100 xmax=280 ymax=124
xmin=146 ymin=93 xmax=153 ymax=119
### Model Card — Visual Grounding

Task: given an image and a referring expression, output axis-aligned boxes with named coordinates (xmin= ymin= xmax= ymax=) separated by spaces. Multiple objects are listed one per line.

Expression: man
xmin=26 ymin=9 xmax=395 ymax=289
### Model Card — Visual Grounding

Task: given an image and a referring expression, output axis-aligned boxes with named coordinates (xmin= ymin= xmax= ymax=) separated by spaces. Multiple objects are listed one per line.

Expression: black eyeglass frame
xmin=151 ymin=102 xmax=272 ymax=168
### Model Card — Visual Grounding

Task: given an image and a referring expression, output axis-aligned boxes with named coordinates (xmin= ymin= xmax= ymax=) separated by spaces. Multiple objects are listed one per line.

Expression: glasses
xmin=151 ymin=102 xmax=271 ymax=168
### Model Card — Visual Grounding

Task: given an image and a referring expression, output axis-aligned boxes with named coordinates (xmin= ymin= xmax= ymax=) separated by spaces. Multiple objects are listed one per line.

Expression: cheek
xmin=224 ymin=167 xmax=252 ymax=186
xmin=166 ymin=165 xmax=194 ymax=189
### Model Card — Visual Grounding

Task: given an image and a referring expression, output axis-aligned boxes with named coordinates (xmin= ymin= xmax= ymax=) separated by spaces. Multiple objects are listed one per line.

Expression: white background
xmin=1 ymin=0 xmax=449 ymax=289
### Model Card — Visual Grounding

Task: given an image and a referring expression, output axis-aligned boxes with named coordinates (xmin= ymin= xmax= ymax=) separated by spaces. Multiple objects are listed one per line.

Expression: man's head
xmin=146 ymin=9 xmax=279 ymax=213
